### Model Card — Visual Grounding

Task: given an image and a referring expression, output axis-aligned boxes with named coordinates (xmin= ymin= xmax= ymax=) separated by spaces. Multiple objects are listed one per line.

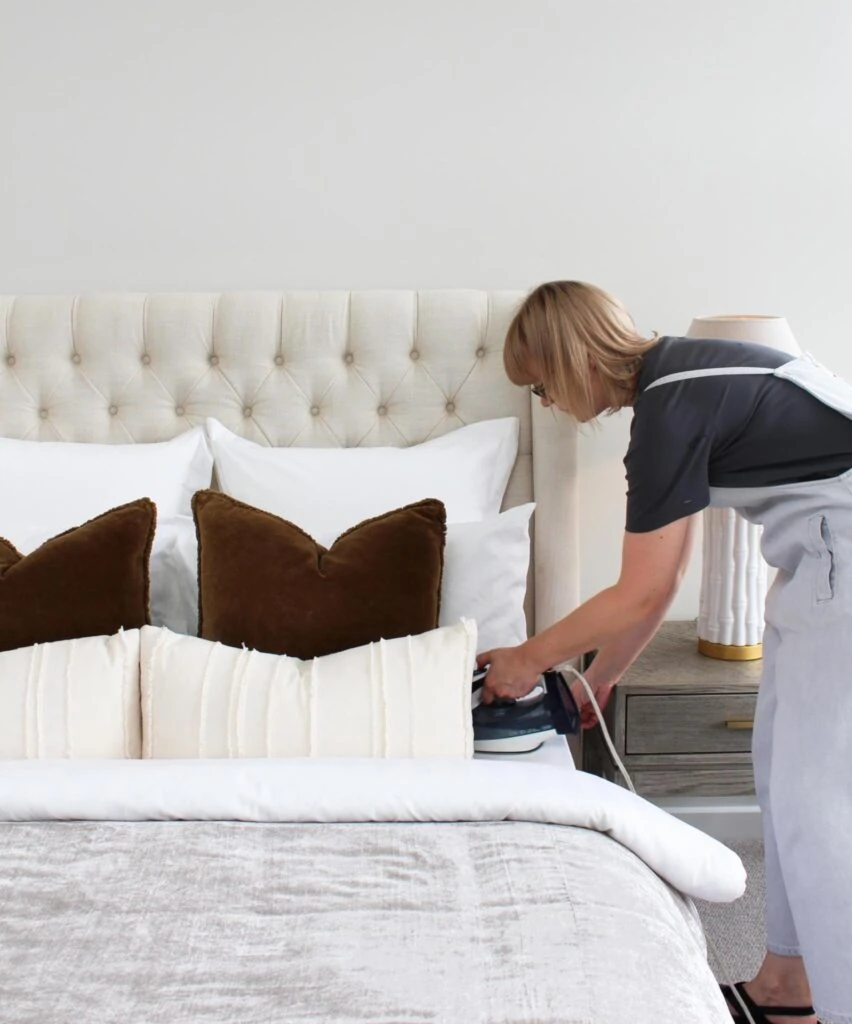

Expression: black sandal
xmin=721 ymin=981 xmax=815 ymax=1021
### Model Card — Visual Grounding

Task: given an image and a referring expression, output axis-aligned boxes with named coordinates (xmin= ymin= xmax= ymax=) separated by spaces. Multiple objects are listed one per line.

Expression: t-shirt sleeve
xmin=624 ymin=385 xmax=713 ymax=533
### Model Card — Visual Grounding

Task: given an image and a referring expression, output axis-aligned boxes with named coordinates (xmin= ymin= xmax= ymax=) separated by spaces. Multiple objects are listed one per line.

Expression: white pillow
xmin=206 ymin=416 xmax=519 ymax=545
xmin=440 ymin=503 xmax=534 ymax=652
xmin=148 ymin=515 xmax=200 ymax=636
xmin=140 ymin=621 xmax=476 ymax=760
xmin=0 ymin=428 xmax=213 ymax=631
xmin=0 ymin=631 xmax=141 ymax=759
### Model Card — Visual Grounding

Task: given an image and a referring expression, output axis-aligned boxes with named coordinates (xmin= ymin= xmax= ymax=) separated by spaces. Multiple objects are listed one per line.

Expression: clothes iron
xmin=471 ymin=667 xmax=580 ymax=753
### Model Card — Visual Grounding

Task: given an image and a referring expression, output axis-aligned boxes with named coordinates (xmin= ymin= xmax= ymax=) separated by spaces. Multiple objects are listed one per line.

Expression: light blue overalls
xmin=646 ymin=353 xmax=852 ymax=1024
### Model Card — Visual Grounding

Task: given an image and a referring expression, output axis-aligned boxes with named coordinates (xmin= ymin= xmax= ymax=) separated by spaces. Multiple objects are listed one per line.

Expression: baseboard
xmin=651 ymin=795 xmax=763 ymax=843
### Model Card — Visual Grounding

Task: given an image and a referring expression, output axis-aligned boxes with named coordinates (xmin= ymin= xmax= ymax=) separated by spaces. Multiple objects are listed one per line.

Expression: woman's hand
xmin=569 ymin=673 xmax=617 ymax=730
xmin=476 ymin=645 xmax=542 ymax=704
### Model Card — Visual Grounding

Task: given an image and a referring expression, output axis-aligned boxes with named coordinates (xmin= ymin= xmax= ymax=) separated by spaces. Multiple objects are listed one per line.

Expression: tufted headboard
xmin=0 ymin=290 xmax=579 ymax=634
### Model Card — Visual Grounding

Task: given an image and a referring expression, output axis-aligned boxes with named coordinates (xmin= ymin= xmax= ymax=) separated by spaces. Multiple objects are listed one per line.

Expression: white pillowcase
xmin=440 ymin=503 xmax=534 ymax=652
xmin=141 ymin=621 xmax=476 ymax=760
xmin=148 ymin=515 xmax=201 ymax=635
xmin=0 ymin=428 xmax=213 ymax=631
xmin=0 ymin=428 xmax=212 ymax=545
xmin=206 ymin=416 xmax=519 ymax=546
xmin=0 ymin=631 xmax=141 ymax=759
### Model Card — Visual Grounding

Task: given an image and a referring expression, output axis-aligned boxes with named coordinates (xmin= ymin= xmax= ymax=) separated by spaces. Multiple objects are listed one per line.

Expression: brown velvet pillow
xmin=193 ymin=490 xmax=446 ymax=659
xmin=0 ymin=498 xmax=156 ymax=654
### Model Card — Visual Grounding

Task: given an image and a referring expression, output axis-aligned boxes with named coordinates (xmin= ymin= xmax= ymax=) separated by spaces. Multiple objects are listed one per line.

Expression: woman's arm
xmin=569 ymin=515 xmax=697 ymax=724
xmin=477 ymin=514 xmax=697 ymax=703
xmin=582 ymin=513 xmax=697 ymax=683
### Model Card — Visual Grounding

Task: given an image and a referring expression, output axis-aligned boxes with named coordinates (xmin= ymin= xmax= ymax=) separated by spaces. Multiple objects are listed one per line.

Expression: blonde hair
xmin=504 ymin=281 xmax=657 ymax=421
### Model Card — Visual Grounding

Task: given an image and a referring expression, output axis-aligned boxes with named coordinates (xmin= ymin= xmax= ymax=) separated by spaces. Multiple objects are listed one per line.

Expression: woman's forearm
xmin=582 ymin=607 xmax=668 ymax=685
xmin=581 ymin=515 xmax=695 ymax=683
xmin=520 ymin=585 xmax=667 ymax=675
xmin=482 ymin=517 xmax=696 ymax=701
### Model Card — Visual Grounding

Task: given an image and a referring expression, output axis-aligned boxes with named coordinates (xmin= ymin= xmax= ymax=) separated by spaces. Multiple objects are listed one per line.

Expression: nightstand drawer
xmin=625 ymin=693 xmax=758 ymax=755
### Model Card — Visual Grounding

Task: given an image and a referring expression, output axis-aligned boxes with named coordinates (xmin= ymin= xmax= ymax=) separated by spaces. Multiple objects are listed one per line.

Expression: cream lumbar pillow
xmin=0 ymin=630 xmax=142 ymax=759
xmin=140 ymin=621 xmax=476 ymax=760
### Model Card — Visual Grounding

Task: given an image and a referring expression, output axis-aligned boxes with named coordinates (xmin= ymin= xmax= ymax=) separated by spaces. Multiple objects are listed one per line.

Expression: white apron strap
xmin=643 ymin=366 xmax=777 ymax=392
xmin=644 ymin=352 xmax=852 ymax=423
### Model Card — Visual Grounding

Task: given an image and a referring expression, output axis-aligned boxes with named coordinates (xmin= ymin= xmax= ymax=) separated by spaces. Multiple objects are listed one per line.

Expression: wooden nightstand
xmin=582 ymin=620 xmax=762 ymax=797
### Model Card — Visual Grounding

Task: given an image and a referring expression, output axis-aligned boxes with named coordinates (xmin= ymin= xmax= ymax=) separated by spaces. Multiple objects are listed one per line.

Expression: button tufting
xmin=71 ymin=353 xmax=81 ymax=365
xmin=243 ymin=406 xmax=253 ymax=418
xmin=274 ymin=354 xmax=285 ymax=366
xmin=141 ymin=353 xmax=151 ymax=365
xmin=446 ymin=401 xmax=456 ymax=413
xmin=476 ymin=346 xmax=486 ymax=358
xmin=108 ymin=405 xmax=118 ymax=416
xmin=39 ymin=408 xmax=48 ymax=419
xmin=410 ymin=349 xmax=420 ymax=361
xmin=175 ymin=405 xmax=185 ymax=417
xmin=344 ymin=352 xmax=354 ymax=365
xmin=209 ymin=354 xmax=219 ymax=366
xmin=310 ymin=405 xmax=320 ymax=417
xmin=5 ymin=355 xmax=15 ymax=366
xmin=377 ymin=405 xmax=388 ymax=417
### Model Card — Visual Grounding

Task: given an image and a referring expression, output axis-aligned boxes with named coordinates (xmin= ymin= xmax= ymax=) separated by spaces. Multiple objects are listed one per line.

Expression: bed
xmin=0 ymin=290 xmax=742 ymax=1023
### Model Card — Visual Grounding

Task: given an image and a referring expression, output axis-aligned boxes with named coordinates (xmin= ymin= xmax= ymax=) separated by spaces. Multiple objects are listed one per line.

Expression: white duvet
xmin=0 ymin=757 xmax=744 ymax=902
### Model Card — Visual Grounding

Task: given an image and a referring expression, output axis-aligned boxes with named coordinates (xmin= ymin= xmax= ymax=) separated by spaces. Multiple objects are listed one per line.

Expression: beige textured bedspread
xmin=0 ymin=818 xmax=732 ymax=1024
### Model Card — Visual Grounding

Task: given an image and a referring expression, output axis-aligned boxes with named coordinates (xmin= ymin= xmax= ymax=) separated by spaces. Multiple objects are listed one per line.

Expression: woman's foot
xmin=723 ymin=953 xmax=816 ymax=1023
xmin=723 ymin=980 xmax=817 ymax=1023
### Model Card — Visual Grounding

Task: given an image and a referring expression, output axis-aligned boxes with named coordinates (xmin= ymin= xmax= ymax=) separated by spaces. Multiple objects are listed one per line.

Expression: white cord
xmin=559 ymin=664 xmax=636 ymax=795
xmin=557 ymin=662 xmax=760 ymax=1024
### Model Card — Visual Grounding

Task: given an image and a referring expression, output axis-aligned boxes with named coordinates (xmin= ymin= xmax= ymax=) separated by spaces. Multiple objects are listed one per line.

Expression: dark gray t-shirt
xmin=624 ymin=337 xmax=852 ymax=533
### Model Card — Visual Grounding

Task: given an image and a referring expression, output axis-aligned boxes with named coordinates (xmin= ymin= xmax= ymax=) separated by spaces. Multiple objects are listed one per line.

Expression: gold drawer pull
xmin=725 ymin=718 xmax=754 ymax=731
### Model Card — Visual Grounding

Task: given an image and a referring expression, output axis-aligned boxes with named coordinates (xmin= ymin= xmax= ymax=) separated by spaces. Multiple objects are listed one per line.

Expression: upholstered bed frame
xmin=0 ymin=291 xmax=753 ymax=1024
xmin=0 ymin=290 xmax=579 ymax=634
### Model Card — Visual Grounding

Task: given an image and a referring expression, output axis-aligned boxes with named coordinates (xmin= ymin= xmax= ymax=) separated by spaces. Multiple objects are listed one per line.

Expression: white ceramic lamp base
xmin=686 ymin=314 xmax=800 ymax=662
xmin=698 ymin=506 xmax=767 ymax=661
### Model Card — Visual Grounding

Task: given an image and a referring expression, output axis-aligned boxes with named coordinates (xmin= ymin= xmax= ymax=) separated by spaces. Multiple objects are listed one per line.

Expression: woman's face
xmin=530 ymin=380 xmax=561 ymax=412
xmin=528 ymin=362 xmax=608 ymax=422
xmin=526 ymin=360 xmax=561 ymax=411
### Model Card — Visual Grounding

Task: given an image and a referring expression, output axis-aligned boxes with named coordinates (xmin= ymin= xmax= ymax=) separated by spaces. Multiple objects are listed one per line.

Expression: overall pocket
xmin=808 ymin=513 xmax=836 ymax=603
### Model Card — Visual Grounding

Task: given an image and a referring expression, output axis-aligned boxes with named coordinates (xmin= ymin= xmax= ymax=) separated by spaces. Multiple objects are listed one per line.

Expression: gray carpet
xmin=696 ymin=839 xmax=766 ymax=982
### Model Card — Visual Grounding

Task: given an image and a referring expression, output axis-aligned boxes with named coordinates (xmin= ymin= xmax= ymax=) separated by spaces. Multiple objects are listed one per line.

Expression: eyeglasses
xmin=530 ymin=383 xmax=547 ymax=399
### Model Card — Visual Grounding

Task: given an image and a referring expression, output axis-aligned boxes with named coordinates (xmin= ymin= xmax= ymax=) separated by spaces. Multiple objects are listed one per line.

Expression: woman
xmin=478 ymin=281 xmax=852 ymax=1024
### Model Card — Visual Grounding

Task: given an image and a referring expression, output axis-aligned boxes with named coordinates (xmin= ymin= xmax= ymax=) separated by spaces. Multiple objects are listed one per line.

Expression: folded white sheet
xmin=0 ymin=757 xmax=745 ymax=903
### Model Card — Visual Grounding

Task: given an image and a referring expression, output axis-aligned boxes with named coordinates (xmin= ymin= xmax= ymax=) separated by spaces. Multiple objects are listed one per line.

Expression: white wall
xmin=2 ymin=0 xmax=851 ymax=617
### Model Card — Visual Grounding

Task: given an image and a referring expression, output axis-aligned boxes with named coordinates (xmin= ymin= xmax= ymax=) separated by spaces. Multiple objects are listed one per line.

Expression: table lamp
xmin=685 ymin=315 xmax=800 ymax=660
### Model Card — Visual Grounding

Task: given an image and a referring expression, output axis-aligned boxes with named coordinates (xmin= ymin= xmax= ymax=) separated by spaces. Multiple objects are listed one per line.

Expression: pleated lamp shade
xmin=685 ymin=315 xmax=800 ymax=660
